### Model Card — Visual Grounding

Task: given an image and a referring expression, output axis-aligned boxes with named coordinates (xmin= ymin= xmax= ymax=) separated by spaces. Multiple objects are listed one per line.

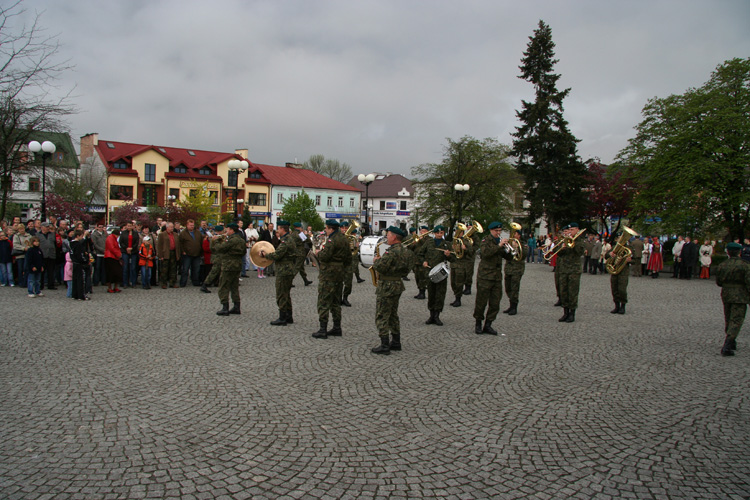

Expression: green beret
xmin=226 ymin=223 xmax=239 ymax=231
xmin=325 ymin=219 xmax=340 ymax=227
xmin=277 ymin=220 xmax=290 ymax=227
xmin=433 ymin=225 xmax=445 ymax=232
xmin=409 ymin=227 xmax=417 ymax=233
xmin=340 ymin=220 xmax=350 ymax=227
xmin=563 ymin=222 xmax=579 ymax=230
xmin=420 ymin=225 xmax=429 ymax=230
xmin=214 ymin=225 xmax=224 ymax=232
xmin=488 ymin=221 xmax=502 ymax=230
xmin=293 ymin=222 xmax=302 ymax=228
xmin=387 ymin=226 xmax=406 ymax=237
xmin=727 ymin=242 xmax=742 ymax=251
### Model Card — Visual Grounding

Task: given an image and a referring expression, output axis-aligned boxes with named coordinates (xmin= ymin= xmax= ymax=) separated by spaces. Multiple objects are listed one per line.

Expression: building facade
xmin=349 ymin=173 xmax=414 ymax=234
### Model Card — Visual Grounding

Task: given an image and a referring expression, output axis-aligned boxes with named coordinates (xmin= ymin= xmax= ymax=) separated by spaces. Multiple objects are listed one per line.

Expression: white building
xmin=349 ymin=173 xmax=414 ymax=235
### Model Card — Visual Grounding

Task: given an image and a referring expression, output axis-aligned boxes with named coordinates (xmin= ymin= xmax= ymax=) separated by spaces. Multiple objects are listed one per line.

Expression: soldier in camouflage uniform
xmin=716 ymin=242 xmax=750 ymax=356
xmin=555 ymin=223 xmax=586 ymax=323
xmin=214 ymin=223 xmax=247 ymax=316
xmin=464 ymin=228 xmax=482 ymax=295
xmin=371 ymin=227 xmax=414 ymax=355
xmin=312 ymin=220 xmax=352 ymax=339
xmin=474 ymin=222 xmax=511 ymax=335
xmin=340 ymin=221 xmax=355 ymax=307
xmin=422 ymin=225 xmax=455 ymax=326
xmin=449 ymin=226 xmax=476 ymax=308
xmin=261 ymin=221 xmax=298 ymax=326
xmin=291 ymin=222 xmax=313 ymax=287
xmin=200 ymin=225 xmax=224 ymax=293
xmin=412 ymin=226 xmax=430 ymax=299
xmin=609 ymin=237 xmax=632 ymax=315
xmin=503 ymin=227 xmax=528 ymax=316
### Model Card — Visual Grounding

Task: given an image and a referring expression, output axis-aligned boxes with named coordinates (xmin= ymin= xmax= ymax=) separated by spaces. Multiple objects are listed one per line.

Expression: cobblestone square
xmin=1 ymin=263 xmax=748 ymax=499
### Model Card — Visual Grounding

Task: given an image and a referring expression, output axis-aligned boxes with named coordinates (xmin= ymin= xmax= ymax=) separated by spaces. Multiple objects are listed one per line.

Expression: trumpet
xmin=543 ymin=228 xmax=587 ymax=261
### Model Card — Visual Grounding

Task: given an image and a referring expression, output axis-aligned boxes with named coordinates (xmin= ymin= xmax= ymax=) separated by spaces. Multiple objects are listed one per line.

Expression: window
xmin=144 ymin=163 xmax=156 ymax=182
xmin=277 ymin=193 xmax=284 ymax=204
xmin=291 ymin=193 xmax=297 ymax=202
xmin=350 ymin=198 xmax=355 ymax=208
xmin=106 ymin=142 xmax=115 ymax=149
xmin=315 ymin=195 xmax=321 ymax=206
xmin=189 ymin=189 xmax=198 ymax=198
xmin=169 ymin=188 xmax=180 ymax=200
xmin=143 ymin=185 xmax=157 ymax=206
xmin=227 ymin=170 xmax=238 ymax=187
xmin=173 ymin=165 xmax=187 ymax=174
xmin=327 ymin=196 xmax=333 ymax=207
xmin=380 ymin=200 xmax=386 ymax=210
xmin=198 ymin=167 xmax=211 ymax=176
xmin=209 ymin=191 xmax=219 ymax=205
xmin=187 ymin=150 xmax=196 ymax=156
xmin=29 ymin=177 xmax=40 ymax=192
xmin=400 ymin=200 xmax=407 ymax=210
xmin=338 ymin=197 xmax=343 ymax=207
xmin=514 ymin=192 xmax=524 ymax=211
xmin=248 ymin=193 xmax=266 ymax=205
xmin=113 ymin=161 xmax=128 ymax=170
xmin=249 ymin=170 xmax=262 ymax=179
xmin=110 ymin=185 xmax=134 ymax=200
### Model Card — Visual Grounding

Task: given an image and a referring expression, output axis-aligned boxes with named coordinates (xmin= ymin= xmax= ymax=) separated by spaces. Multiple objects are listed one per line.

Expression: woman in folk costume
xmin=647 ymin=236 xmax=663 ymax=278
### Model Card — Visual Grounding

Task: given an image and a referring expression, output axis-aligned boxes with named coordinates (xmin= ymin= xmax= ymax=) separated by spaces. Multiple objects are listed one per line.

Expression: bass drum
xmin=359 ymin=235 xmax=389 ymax=267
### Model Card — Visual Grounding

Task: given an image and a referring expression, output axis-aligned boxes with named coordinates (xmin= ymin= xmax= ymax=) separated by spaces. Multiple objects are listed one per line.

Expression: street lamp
xmin=228 ymin=159 xmax=249 ymax=220
xmin=453 ymin=183 xmax=470 ymax=238
xmin=358 ymin=173 xmax=376 ymax=235
xmin=28 ymin=140 xmax=56 ymax=221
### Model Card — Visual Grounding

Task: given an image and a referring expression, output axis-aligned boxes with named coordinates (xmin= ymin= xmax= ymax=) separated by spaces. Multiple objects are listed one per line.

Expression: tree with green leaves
xmin=511 ymin=20 xmax=590 ymax=232
xmin=175 ymin=181 xmax=221 ymax=225
xmin=278 ymin=189 xmax=324 ymax=231
xmin=615 ymin=58 xmax=750 ymax=240
xmin=412 ymin=136 xmax=521 ymax=237
xmin=302 ymin=154 xmax=353 ymax=184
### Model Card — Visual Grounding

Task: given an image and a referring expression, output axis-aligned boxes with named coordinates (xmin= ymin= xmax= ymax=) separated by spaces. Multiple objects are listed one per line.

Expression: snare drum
xmin=428 ymin=261 xmax=450 ymax=283
xmin=359 ymin=236 xmax=389 ymax=267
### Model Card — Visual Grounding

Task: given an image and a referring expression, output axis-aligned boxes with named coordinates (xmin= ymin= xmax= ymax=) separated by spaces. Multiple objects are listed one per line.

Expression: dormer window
xmin=249 ymin=170 xmax=262 ymax=179
xmin=198 ymin=167 xmax=211 ymax=176
xmin=113 ymin=161 xmax=128 ymax=170
xmin=174 ymin=165 xmax=187 ymax=174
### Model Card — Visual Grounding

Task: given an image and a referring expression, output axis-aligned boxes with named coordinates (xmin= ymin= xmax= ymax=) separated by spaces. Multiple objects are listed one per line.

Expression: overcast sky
xmin=15 ymin=0 xmax=750 ymax=176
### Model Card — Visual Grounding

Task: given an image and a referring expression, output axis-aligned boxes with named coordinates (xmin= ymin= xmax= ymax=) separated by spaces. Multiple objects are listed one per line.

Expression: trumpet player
xmin=473 ymin=222 xmax=510 ymax=335
xmin=503 ymin=225 xmax=528 ymax=316
xmin=423 ymin=225 xmax=454 ymax=326
xmin=291 ymin=222 xmax=313 ymax=287
xmin=340 ymin=221 xmax=354 ymax=306
xmin=412 ymin=226 xmax=431 ymax=299
xmin=449 ymin=224 xmax=475 ymax=308
xmin=312 ymin=220 xmax=352 ymax=339
xmin=556 ymin=222 xmax=585 ymax=323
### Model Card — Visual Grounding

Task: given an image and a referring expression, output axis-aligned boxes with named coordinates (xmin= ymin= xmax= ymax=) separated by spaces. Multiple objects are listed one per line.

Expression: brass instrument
xmin=543 ymin=228 xmax=587 ymax=261
xmin=464 ymin=220 xmax=483 ymax=240
xmin=402 ymin=232 xmax=422 ymax=248
xmin=368 ymin=236 xmax=389 ymax=286
xmin=452 ymin=222 xmax=469 ymax=258
xmin=306 ymin=232 xmax=327 ymax=267
xmin=605 ymin=226 xmax=639 ymax=275
xmin=344 ymin=220 xmax=360 ymax=256
xmin=502 ymin=222 xmax=524 ymax=261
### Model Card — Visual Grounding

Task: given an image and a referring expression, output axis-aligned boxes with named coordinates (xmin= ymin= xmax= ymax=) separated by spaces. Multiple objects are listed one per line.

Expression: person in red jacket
xmin=104 ymin=228 xmax=123 ymax=293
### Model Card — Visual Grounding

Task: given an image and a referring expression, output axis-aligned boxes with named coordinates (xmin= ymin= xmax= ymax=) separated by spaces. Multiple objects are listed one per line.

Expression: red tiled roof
xmin=253 ymin=163 xmax=361 ymax=192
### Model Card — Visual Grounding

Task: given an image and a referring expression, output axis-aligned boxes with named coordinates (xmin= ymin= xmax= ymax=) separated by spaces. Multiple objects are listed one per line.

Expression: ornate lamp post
xmin=357 ymin=173 xmax=375 ymax=235
xmin=228 ymin=159 xmax=249 ymax=221
xmin=453 ymin=183 xmax=470 ymax=238
xmin=28 ymin=140 xmax=56 ymax=221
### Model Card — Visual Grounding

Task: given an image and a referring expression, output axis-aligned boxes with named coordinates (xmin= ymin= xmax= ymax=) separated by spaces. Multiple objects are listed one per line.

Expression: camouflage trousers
xmin=450 ymin=264 xmax=470 ymax=297
xmin=474 ymin=278 xmax=502 ymax=322
xmin=343 ymin=262 xmax=354 ymax=295
xmin=318 ymin=279 xmax=343 ymax=323
xmin=466 ymin=258 xmax=476 ymax=287
xmin=504 ymin=272 xmax=523 ymax=304
xmin=275 ymin=275 xmax=294 ymax=314
xmin=376 ymin=280 xmax=404 ymax=338
xmin=203 ymin=261 xmax=221 ymax=285
xmin=723 ymin=301 xmax=747 ymax=341
xmin=558 ymin=272 xmax=581 ymax=309
xmin=295 ymin=257 xmax=308 ymax=281
xmin=414 ymin=265 xmax=429 ymax=290
xmin=610 ymin=271 xmax=629 ymax=303
xmin=427 ymin=278 xmax=448 ymax=312
xmin=218 ymin=269 xmax=240 ymax=305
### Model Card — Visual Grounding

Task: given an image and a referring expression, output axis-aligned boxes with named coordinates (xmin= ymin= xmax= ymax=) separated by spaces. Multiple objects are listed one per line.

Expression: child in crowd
xmin=138 ymin=235 xmax=155 ymax=289
xmin=0 ymin=231 xmax=14 ymax=286
xmin=25 ymin=236 xmax=44 ymax=297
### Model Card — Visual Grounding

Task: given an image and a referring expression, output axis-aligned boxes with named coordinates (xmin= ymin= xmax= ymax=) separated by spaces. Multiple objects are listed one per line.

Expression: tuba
xmin=368 ymin=236 xmax=389 ymax=286
xmin=452 ymin=222 xmax=469 ymax=258
xmin=306 ymin=232 xmax=327 ymax=267
xmin=605 ymin=226 xmax=639 ymax=275
xmin=344 ymin=220 xmax=360 ymax=256
xmin=543 ymin=228 xmax=587 ymax=261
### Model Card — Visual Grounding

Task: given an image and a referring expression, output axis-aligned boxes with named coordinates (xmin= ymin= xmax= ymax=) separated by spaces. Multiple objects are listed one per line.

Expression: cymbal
xmin=250 ymin=241 xmax=274 ymax=268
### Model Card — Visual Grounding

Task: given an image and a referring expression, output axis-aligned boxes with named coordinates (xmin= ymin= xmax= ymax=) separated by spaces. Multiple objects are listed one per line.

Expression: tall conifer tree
xmin=511 ymin=20 xmax=589 ymax=231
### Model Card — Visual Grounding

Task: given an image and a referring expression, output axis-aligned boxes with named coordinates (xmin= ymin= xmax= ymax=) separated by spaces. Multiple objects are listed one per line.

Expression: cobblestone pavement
xmin=1 ymin=262 xmax=748 ymax=499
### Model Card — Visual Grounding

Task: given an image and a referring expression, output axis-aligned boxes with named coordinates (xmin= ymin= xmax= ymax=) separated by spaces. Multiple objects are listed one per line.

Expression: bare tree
xmin=302 ymin=154 xmax=353 ymax=184
xmin=0 ymin=0 xmax=76 ymax=220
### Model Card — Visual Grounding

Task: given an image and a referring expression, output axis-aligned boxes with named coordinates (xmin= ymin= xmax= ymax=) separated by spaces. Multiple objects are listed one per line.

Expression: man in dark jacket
xmin=178 ymin=219 xmax=204 ymax=287
xmin=118 ymin=222 xmax=140 ymax=287
xmin=37 ymin=222 xmax=57 ymax=290
xmin=680 ymin=236 xmax=699 ymax=280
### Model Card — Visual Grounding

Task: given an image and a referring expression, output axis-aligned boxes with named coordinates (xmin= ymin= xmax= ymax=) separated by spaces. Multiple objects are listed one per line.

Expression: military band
xmin=291 ymin=222 xmax=313 ymax=287
xmin=412 ymin=226 xmax=430 ymax=299
xmin=213 ymin=223 xmax=246 ymax=316
xmin=473 ymin=222 xmax=510 ymax=335
xmin=312 ymin=219 xmax=352 ymax=339
xmin=554 ymin=222 xmax=585 ymax=323
xmin=503 ymin=226 xmax=528 ymax=316
xmin=422 ymin=225 xmax=455 ymax=326
xmin=449 ymin=225 xmax=475 ymax=308
xmin=260 ymin=220 xmax=297 ymax=326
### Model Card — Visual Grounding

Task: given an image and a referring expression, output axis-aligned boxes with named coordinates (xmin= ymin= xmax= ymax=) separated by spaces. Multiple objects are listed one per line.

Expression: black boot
xmin=328 ymin=320 xmax=343 ymax=336
xmin=482 ymin=321 xmax=498 ymax=335
xmin=450 ymin=295 xmax=461 ymax=307
xmin=721 ymin=337 xmax=735 ymax=356
xmin=729 ymin=338 xmax=737 ymax=351
xmin=503 ymin=304 xmax=512 ymax=314
xmin=356 ymin=277 xmax=366 ymax=283
xmin=610 ymin=302 xmax=620 ymax=314
xmin=475 ymin=320 xmax=483 ymax=334
xmin=371 ymin=336 xmax=391 ymax=355
xmin=389 ymin=334 xmax=402 ymax=351
xmin=559 ymin=307 xmax=570 ymax=322
xmin=200 ymin=283 xmax=211 ymax=293
xmin=402 ymin=276 xmax=410 ymax=281
xmin=285 ymin=310 xmax=294 ymax=324
xmin=565 ymin=309 xmax=576 ymax=323
xmin=270 ymin=310 xmax=287 ymax=326
xmin=554 ymin=298 xmax=562 ymax=307
xmin=341 ymin=295 xmax=352 ymax=307
xmin=508 ymin=303 xmax=517 ymax=316
xmin=304 ymin=277 xmax=313 ymax=286
xmin=618 ymin=303 xmax=626 ymax=315
xmin=463 ymin=284 xmax=471 ymax=295
xmin=414 ymin=289 xmax=426 ymax=299
xmin=229 ymin=303 xmax=241 ymax=315
xmin=312 ymin=321 xmax=328 ymax=339
xmin=425 ymin=310 xmax=436 ymax=324
xmin=433 ymin=311 xmax=443 ymax=326
xmin=216 ymin=303 xmax=230 ymax=316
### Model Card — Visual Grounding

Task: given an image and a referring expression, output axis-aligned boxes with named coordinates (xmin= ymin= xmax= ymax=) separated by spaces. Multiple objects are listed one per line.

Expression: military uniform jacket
xmin=423 ymin=238 xmax=454 ymax=269
xmin=452 ymin=236 xmax=476 ymax=270
xmin=212 ymin=233 xmax=246 ymax=272
xmin=267 ymin=233 xmax=297 ymax=277
xmin=477 ymin=235 xmax=506 ymax=281
xmin=209 ymin=235 xmax=226 ymax=265
xmin=555 ymin=240 xmax=585 ymax=274
xmin=504 ymin=244 xmax=529 ymax=276
xmin=716 ymin=256 xmax=750 ymax=304
xmin=413 ymin=237 xmax=429 ymax=263
xmin=374 ymin=242 xmax=413 ymax=291
xmin=291 ymin=229 xmax=307 ymax=259
xmin=317 ymin=230 xmax=352 ymax=281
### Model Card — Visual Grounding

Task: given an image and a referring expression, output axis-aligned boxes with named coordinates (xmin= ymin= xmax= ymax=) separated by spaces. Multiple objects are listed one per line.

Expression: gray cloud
xmin=18 ymin=0 xmax=750 ymax=174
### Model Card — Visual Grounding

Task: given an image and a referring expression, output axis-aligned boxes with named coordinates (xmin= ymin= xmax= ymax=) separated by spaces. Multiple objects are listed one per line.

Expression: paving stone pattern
xmin=1 ymin=263 xmax=749 ymax=499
